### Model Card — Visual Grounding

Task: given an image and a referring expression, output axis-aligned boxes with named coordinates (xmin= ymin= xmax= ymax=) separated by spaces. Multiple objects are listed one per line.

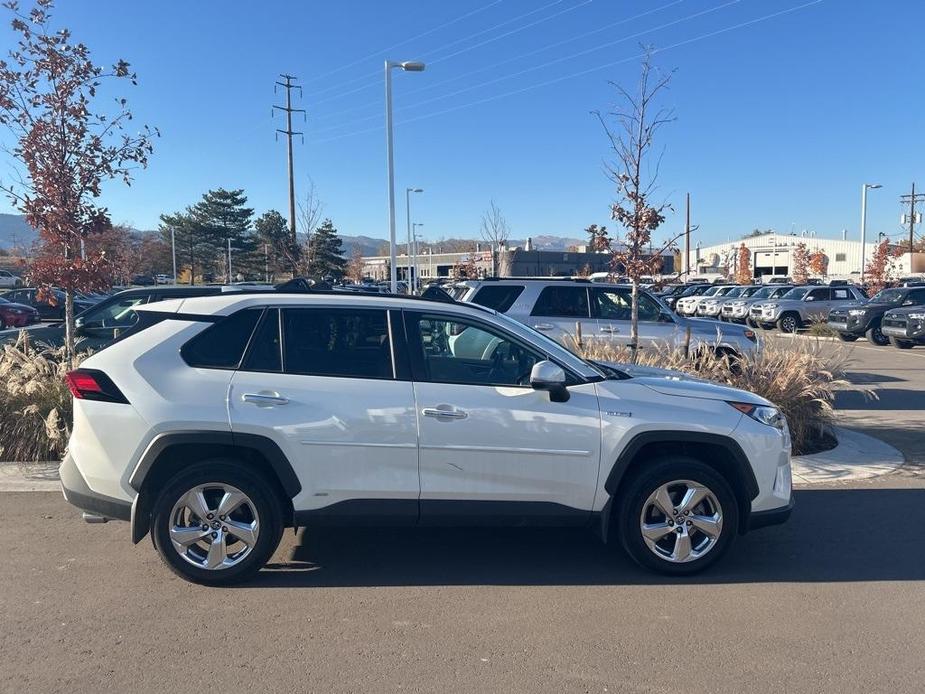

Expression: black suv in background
xmin=882 ymin=305 xmax=925 ymax=349
xmin=0 ymin=287 xmax=96 ymax=320
xmin=0 ymin=285 xmax=230 ymax=351
xmin=828 ymin=286 xmax=925 ymax=345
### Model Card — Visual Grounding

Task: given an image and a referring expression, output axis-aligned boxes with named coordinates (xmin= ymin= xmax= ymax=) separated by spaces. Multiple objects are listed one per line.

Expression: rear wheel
xmin=837 ymin=332 xmax=859 ymax=342
xmin=865 ymin=323 xmax=890 ymax=346
xmin=778 ymin=313 xmax=802 ymax=333
xmin=616 ymin=457 xmax=738 ymax=575
xmin=890 ymin=337 xmax=914 ymax=350
xmin=151 ymin=460 xmax=284 ymax=586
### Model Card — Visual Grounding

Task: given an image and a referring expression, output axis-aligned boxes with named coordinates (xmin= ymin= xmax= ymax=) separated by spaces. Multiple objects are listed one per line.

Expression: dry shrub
xmin=0 ymin=335 xmax=82 ymax=462
xmin=570 ymin=337 xmax=868 ymax=456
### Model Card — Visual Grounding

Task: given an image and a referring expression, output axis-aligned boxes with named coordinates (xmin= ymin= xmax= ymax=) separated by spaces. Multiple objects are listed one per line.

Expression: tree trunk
xmin=64 ymin=288 xmax=75 ymax=369
xmin=630 ymin=279 xmax=640 ymax=364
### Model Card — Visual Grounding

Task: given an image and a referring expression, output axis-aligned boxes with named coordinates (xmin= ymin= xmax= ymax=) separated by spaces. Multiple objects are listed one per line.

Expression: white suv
xmin=61 ymin=290 xmax=793 ymax=585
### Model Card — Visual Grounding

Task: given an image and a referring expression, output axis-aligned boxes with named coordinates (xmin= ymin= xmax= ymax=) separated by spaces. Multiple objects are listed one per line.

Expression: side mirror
xmin=74 ymin=316 xmax=86 ymax=336
xmin=658 ymin=311 xmax=675 ymax=324
xmin=530 ymin=360 xmax=570 ymax=403
xmin=805 ymin=296 xmax=815 ymax=302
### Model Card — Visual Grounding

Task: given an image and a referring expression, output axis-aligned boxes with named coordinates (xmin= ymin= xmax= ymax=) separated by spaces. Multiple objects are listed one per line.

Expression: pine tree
xmin=254 ymin=210 xmax=295 ymax=279
xmin=192 ymin=189 xmax=256 ymax=281
xmin=307 ymin=219 xmax=347 ymax=279
xmin=159 ymin=208 xmax=210 ymax=284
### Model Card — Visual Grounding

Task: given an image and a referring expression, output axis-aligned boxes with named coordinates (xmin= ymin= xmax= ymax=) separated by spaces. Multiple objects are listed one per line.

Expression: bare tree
xmin=480 ymin=199 xmax=509 ymax=277
xmin=297 ymin=177 xmax=323 ymax=275
xmin=596 ymin=50 xmax=682 ymax=362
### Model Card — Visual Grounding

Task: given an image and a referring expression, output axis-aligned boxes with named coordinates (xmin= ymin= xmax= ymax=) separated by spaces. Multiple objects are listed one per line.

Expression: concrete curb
xmin=791 ymin=426 xmax=905 ymax=485
xmin=0 ymin=426 xmax=905 ymax=492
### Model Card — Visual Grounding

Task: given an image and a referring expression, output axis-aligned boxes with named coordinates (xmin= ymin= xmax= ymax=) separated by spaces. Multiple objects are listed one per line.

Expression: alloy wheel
xmin=781 ymin=316 xmax=798 ymax=333
xmin=639 ymin=480 xmax=723 ymax=563
xmin=168 ymin=483 xmax=260 ymax=570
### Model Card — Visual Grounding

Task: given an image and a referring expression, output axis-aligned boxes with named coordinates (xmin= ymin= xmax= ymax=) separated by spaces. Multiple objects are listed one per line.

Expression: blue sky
xmin=1 ymin=0 xmax=922 ymax=246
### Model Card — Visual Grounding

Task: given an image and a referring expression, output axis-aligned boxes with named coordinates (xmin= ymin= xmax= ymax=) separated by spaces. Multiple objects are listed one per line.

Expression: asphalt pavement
xmin=1 ymin=334 xmax=923 ymax=693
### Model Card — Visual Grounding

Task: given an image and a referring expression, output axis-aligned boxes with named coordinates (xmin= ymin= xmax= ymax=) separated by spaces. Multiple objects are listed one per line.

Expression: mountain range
xmin=0 ymin=213 xmax=585 ymax=256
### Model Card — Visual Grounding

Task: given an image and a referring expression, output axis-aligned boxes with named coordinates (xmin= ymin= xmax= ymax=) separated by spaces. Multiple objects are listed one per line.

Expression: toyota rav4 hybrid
xmin=827 ymin=286 xmax=925 ymax=346
xmin=454 ymin=280 xmax=758 ymax=358
xmin=60 ymin=291 xmax=792 ymax=585
xmin=751 ymin=285 xmax=867 ymax=333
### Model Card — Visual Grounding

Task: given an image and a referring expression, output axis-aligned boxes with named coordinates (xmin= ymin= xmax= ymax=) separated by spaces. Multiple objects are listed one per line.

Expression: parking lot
xmin=0 ymin=336 xmax=922 ymax=694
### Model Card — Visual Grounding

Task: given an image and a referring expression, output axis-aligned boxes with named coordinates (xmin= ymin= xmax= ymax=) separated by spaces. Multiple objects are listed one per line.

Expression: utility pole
xmin=900 ymin=182 xmax=924 ymax=254
xmin=684 ymin=193 xmax=690 ymax=277
xmin=273 ymin=74 xmax=305 ymax=249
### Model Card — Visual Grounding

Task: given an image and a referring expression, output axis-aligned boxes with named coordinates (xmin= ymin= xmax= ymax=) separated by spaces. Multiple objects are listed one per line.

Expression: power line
xmin=310 ymin=0 xmax=743 ymax=137
xmin=312 ymin=0 xmax=824 ymax=145
xmin=273 ymin=74 xmax=305 ymax=247
xmin=311 ymin=0 xmax=573 ymax=104
xmin=303 ymin=0 xmax=503 ymax=87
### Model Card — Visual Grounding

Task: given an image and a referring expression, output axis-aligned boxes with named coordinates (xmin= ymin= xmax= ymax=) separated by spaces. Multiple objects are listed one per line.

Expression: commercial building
xmin=692 ymin=233 xmax=924 ymax=281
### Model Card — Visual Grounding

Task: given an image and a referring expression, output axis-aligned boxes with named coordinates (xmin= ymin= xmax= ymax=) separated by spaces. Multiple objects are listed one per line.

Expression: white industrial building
xmin=690 ymin=232 xmax=924 ymax=281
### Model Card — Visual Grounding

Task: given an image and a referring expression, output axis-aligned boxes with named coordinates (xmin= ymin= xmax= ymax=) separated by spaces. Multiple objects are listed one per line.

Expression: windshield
xmin=680 ymin=285 xmax=706 ymax=297
xmin=780 ymin=287 xmax=811 ymax=300
xmin=491 ymin=310 xmax=605 ymax=380
xmin=724 ymin=287 xmax=747 ymax=298
xmin=702 ymin=286 xmax=720 ymax=297
xmin=869 ymin=289 xmax=904 ymax=304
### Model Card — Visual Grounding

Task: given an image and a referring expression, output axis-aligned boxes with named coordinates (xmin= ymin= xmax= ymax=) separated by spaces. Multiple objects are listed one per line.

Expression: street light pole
xmin=860 ymin=183 xmax=882 ymax=283
xmin=385 ymin=60 xmax=425 ymax=294
xmin=171 ymin=227 xmax=177 ymax=284
xmin=412 ymin=222 xmax=424 ymax=289
xmin=227 ymin=238 xmax=232 ymax=284
xmin=405 ymin=187 xmax=423 ymax=293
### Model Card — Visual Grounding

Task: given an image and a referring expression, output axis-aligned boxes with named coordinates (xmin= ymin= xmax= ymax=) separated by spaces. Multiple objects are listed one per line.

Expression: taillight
xmin=65 ymin=369 xmax=129 ymax=404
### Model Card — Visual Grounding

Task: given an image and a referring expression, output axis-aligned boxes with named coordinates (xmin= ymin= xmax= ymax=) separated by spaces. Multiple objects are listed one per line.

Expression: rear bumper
xmin=60 ymin=453 xmax=131 ymax=522
xmin=747 ymin=496 xmax=794 ymax=531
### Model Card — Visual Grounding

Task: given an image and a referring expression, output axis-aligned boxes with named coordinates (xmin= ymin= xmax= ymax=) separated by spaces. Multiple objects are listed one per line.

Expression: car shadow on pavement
xmin=249 ymin=488 xmax=925 ymax=587
xmin=836 ymin=388 xmax=925 ymax=411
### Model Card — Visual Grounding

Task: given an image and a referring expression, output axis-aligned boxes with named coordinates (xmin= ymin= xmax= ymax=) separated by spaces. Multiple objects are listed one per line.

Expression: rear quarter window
xmin=180 ymin=309 xmax=262 ymax=369
xmin=471 ymin=285 xmax=525 ymax=313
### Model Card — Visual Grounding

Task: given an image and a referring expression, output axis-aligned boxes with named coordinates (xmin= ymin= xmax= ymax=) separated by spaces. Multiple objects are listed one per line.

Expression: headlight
xmin=848 ymin=309 xmax=868 ymax=316
xmin=728 ymin=401 xmax=785 ymax=430
xmin=908 ymin=312 xmax=925 ymax=320
xmin=7 ymin=308 xmax=23 ymax=314
xmin=764 ymin=303 xmax=778 ymax=310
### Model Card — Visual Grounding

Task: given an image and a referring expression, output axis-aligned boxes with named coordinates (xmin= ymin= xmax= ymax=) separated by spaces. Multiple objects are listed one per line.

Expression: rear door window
xmin=831 ymin=289 xmax=850 ymax=301
xmin=181 ymin=309 xmax=262 ymax=369
xmin=531 ymin=286 xmax=590 ymax=318
xmin=471 ymin=285 xmax=525 ymax=312
xmin=808 ymin=288 xmax=830 ymax=301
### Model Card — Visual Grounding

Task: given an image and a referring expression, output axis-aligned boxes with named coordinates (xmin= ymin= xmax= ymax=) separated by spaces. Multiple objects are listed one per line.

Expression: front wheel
xmin=890 ymin=337 xmax=915 ymax=350
xmin=616 ymin=457 xmax=738 ymax=575
xmin=151 ymin=460 xmax=284 ymax=585
xmin=778 ymin=313 xmax=802 ymax=333
xmin=865 ymin=324 xmax=890 ymax=346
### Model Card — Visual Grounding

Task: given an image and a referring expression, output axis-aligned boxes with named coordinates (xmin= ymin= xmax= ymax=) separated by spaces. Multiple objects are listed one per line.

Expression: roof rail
xmin=270 ymin=277 xmax=461 ymax=306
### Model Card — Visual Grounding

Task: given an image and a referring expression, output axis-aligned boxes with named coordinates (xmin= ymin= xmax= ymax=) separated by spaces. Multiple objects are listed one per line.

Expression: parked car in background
xmin=827 ymin=286 xmax=925 ymax=345
xmin=132 ymin=274 xmax=156 ymax=286
xmin=697 ymin=286 xmax=760 ymax=318
xmin=0 ymin=287 xmax=96 ymax=320
xmin=881 ymin=306 xmax=925 ymax=349
xmin=751 ymin=285 xmax=867 ymax=333
xmin=0 ymin=285 xmax=241 ymax=350
xmin=833 ymin=287 xmax=925 ymax=345
xmin=0 ymin=295 xmax=40 ymax=330
xmin=0 ymin=269 xmax=23 ymax=289
xmin=676 ymin=285 xmax=738 ymax=317
xmin=455 ymin=279 xmax=758 ymax=357
xmin=722 ymin=285 xmax=796 ymax=325
xmin=61 ymin=290 xmax=792 ymax=584
xmin=155 ymin=274 xmax=171 ymax=285
xmin=664 ymin=283 xmax=711 ymax=311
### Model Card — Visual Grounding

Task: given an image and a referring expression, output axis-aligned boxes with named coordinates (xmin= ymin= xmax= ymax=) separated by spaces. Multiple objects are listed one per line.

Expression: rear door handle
xmin=422 ymin=407 xmax=468 ymax=420
xmin=533 ymin=323 xmax=555 ymax=331
xmin=242 ymin=392 xmax=290 ymax=406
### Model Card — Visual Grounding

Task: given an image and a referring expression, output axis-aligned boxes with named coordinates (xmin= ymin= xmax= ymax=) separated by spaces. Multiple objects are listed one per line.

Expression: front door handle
xmin=422 ymin=407 xmax=468 ymax=420
xmin=242 ymin=392 xmax=290 ymax=406
xmin=533 ymin=323 xmax=555 ymax=331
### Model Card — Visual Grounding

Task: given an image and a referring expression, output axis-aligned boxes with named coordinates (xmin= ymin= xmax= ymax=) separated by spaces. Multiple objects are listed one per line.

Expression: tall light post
xmin=170 ymin=227 xmax=177 ymax=284
xmin=385 ymin=60 xmax=426 ymax=293
xmin=860 ymin=183 xmax=882 ymax=282
xmin=405 ymin=187 xmax=423 ymax=293
xmin=412 ymin=222 xmax=424 ymax=289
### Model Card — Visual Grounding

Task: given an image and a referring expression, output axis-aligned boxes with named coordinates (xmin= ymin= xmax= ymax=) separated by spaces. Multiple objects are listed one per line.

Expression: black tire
xmin=777 ymin=313 xmax=802 ymax=333
xmin=151 ymin=460 xmax=284 ymax=586
xmin=865 ymin=323 xmax=890 ymax=346
xmin=616 ymin=457 xmax=739 ymax=576
xmin=837 ymin=332 xmax=859 ymax=342
xmin=0 ymin=316 xmax=5 ymax=330
xmin=745 ymin=317 xmax=756 ymax=328
xmin=890 ymin=337 xmax=914 ymax=350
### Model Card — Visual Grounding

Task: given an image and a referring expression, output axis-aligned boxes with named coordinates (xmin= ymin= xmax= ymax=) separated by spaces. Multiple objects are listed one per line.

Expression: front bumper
xmin=60 ymin=453 xmax=131 ymax=522
xmin=748 ymin=496 xmax=795 ymax=531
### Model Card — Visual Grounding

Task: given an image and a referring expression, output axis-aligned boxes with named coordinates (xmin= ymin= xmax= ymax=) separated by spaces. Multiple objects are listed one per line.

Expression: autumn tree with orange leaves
xmin=864 ymin=239 xmax=903 ymax=296
xmin=596 ymin=51 xmax=682 ymax=362
xmin=735 ymin=243 xmax=752 ymax=285
xmin=808 ymin=249 xmax=828 ymax=278
xmin=791 ymin=243 xmax=810 ymax=285
xmin=0 ymin=0 xmax=156 ymax=362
